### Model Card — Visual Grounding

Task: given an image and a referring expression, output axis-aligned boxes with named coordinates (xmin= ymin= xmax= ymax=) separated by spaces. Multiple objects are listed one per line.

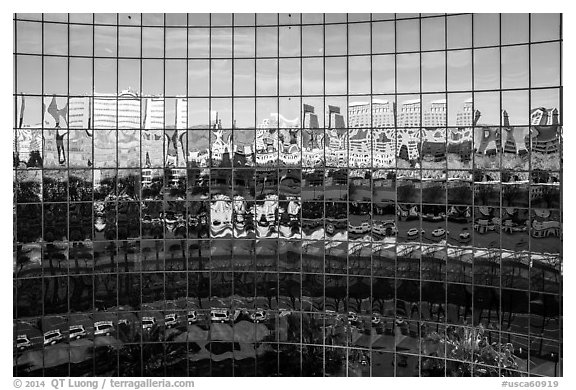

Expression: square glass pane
xmin=531 ymin=43 xmax=561 ymax=88
xmin=43 ymin=56 xmax=68 ymax=95
xmin=188 ymin=28 xmax=210 ymax=58
xmin=212 ymin=13 xmax=232 ymax=26
xmin=143 ymin=13 xmax=164 ymax=26
xmin=44 ymin=22 xmax=68 ymax=56
xmin=166 ymin=13 xmax=187 ymax=26
xmin=233 ymin=59 xmax=255 ymax=96
xmin=211 ymin=27 xmax=232 ymax=58
xmin=473 ymin=48 xmax=500 ymax=90
xmin=502 ymin=45 xmax=529 ymax=89
xmin=94 ymin=58 xmax=117 ymax=95
xmin=165 ymin=60 xmax=187 ymax=96
xmin=16 ymin=21 xmax=42 ymax=54
xmin=325 ymin=24 xmax=347 ymax=56
xmin=119 ymin=27 xmax=141 ymax=57
xmin=118 ymin=13 xmax=140 ymax=26
xmin=142 ymin=27 xmax=164 ymax=57
xmin=279 ymin=58 xmax=300 ymax=96
xmin=348 ymin=23 xmax=371 ymax=55
xmin=421 ymin=16 xmax=445 ymax=51
xmin=234 ymin=27 xmax=255 ymax=58
xmin=233 ymin=98 xmax=255 ymax=128
xmin=188 ymin=60 xmax=210 ymax=96
xmin=301 ymin=13 xmax=323 ymax=24
xmin=302 ymin=58 xmax=324 ymax=95
xmin=502 ymin=90 xmax=529 ymax=126
xmin=325 ymin=14 xmax=346 ymax=23
xmin=421 ymin=51 xmax=446 ymax=93
xmin=94 ymin=25 xmax=117 ymax=57
xmin=473 ymin=14 xmax=499 ymax=47
xmin=325 ymin=57 xmax=347 ymax=95
xmin=256 ymin=26 xmax=278 ymax=57
xmin=501 ymin=13 xmax=529 ymax=45
xmin=396 ymin=19 xmax=420 ymax=52
xmin=447 ymin=50 xmax=472 ymax=91
xmin=474 ymin=91 xmax=500 ymax=127
xmin=166 ymin=28 xmax=187 ymax=58
xmin=256 ymin=59 xmax=277 ymax=96
xmin=118 ymin=59 xmax=140 ymax=94
xmin=188 ymin=13 xmax=210 ymax=26
xmin=70 ymin=24 xmax=93 ymax=56
xmin=447 ymin=14 xmax=472 ymax=49
xmin=234 ymin=13 xmax=255 ymax=26
xmin=302 ymin=25 xmax=323 ymax=56
xmin=372 ymin=21 xmax=395 ymax=54
xmin=531 ymin=13 xmax=561 ymax=42
xmin=279 ymin=26 xmax=300 ymax=57
xmin=142 ymin=59 xmax=164 ymax=95
xmin=397 ymin=54 xmax=420 ymax=93
xmin=372 ymin=55 xmax=395 ymax=95
xmin=349 ymin=56 xmax=371 ymax=95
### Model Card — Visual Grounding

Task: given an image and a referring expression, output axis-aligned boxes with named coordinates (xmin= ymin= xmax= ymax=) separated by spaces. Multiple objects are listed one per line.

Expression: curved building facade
xmin=13 ymin=13 xmax=562 ymax=377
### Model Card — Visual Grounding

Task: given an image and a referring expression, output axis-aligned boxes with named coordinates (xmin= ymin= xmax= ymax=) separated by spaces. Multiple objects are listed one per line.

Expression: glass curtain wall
xmin=13 ymin=13 xmax=562 ymax=377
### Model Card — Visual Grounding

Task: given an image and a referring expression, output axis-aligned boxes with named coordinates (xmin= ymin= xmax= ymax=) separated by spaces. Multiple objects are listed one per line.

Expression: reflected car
xmin=373 ymin=221 xmax=398 ymax=236
xmin=141 ymin=317 xmax=156 ymax=330
xmin=349 ymin=222 xmax=371 ymax=234
xmin=347 ymin=311 xmax=358 ymax=324
xmin=459 ymin=228 xmax=471 ymax=241
xmin=326 ymin=223 xmax=335 ymax=235
xmin=249 ymin=309 xmax=267 ymax=323
xmin=407 ymin=228 xmax=425 ymax=239
xmin=16 ymin=334 xmax=32 ymax=351
xmin=432 ymin=228 xmax=448 ymax=238
xmin=164 ymin=314 xmax=178 ymax=329
xmin=43 ymin=329 xmax=64 ymax=346
xmin=187 ymin=310 xmax=198 ymax=325
xmin=94 ymin=321 xmax=114 ymax=337
xmin=425 ymin=212 xmax=446 ymax=222
xmin=210 ymin=308 xmax=231 ymax=323
xmin=69 ymin=325 xmax=87 ymax=341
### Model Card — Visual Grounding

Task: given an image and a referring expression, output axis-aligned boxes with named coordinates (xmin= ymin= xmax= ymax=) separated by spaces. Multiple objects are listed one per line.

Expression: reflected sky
xmin=12 ymin=13 xmax=563 ymax=378
xmin=15 ymin=14 xmax=561 ymax=128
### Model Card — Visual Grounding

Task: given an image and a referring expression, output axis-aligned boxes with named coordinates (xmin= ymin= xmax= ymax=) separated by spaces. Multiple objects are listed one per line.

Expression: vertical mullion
xmin=162 ymin=13 xmax=167 ymax=377
xmin=113 ymin=13 xmax=120 ymax=375
xmin=496 ymin=12 xmax=503 ymax=377
xmin=276 ymin=14 xmax=280 ymax=376
xmin=393 ymin=12 xmax=398 ymax=377
xmin=298 ymin=14 xmax=304 ymax=376
xmin=321 ymin=12 xmax=326 ymax=378
xmin=228 ymin=13 xmax=236 ymax=376
xmin=253 ymin=14 xmax=258 ymax=376
xmin=557 ymin=13 xmax=563 ymax=377
xmin=138 ymin=11 xmax=144 ymax=371
xmin=90 ymin=12 xmax=96 ymax=377
xmin=527 ymin=13 xmax=533 ymax=376
xmin=417 ymin=13 xmax=423 ymax=378
xmin=368 ymin=12 xmax=373 ymax=378
xmin=40 ymin=14 xmax=46 ymax=377
xmin=66 ymin=12 xmax=71 ymax=377
xmin=208 ymin=13 xmax=212 ymax=377
xmin=345 ymin=12 xmax=350 ymax=377
xmin=185 ymin=11 xmax=190 ymax=378
xmin=443 ymin=14 xmax=450 ymax=376
xmin=13 ymin=15 xmax=18 ymax=355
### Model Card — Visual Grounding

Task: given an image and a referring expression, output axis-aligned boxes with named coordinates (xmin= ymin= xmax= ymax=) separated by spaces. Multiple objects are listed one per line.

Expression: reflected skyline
xmin=14 ymin=13 xmax=562 ymax=378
